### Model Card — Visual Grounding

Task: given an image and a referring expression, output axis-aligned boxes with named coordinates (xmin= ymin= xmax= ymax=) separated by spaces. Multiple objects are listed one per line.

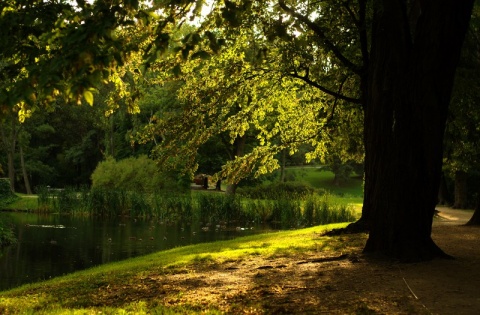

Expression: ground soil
xmin=93 ymin=207 xmax=479 ymax=314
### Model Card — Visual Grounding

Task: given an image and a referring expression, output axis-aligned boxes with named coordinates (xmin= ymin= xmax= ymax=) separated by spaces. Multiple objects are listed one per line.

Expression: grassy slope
xmin=0 ymin=223 xmax=356 ymax=314
xmin=286 ymin=167 xmax=364 ymax=213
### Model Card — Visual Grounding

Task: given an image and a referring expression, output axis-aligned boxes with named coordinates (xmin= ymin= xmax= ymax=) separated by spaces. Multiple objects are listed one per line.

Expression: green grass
xmin=0 ymin=223 xmax=362 ymax=314
xmin=285 ymin=166 xmax=364 ymax=213
xmin=286 ymin=167 xmax=363 ymax=196
xmin=1 ymin=194 xmax=38 ymax=211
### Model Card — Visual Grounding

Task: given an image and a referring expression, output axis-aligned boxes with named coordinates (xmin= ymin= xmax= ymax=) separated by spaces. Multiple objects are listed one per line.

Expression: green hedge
xmin=0 ymin=178 xmax=18 ymax=207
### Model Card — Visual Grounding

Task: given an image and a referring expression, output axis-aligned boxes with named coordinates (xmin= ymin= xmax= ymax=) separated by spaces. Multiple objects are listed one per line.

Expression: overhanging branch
xmin=278 ymin=0 xmax=362 ymax=75
xmin=288 ymin=70 xmax=362 ymax=104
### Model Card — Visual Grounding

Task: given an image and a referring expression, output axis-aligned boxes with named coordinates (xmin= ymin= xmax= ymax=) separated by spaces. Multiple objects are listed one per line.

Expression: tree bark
xmin=363 ymin=1 xmax=474 ymax=261
xmin=437 ymin=172 xmax=451 ymax=206
xmin=280 ymin=148 xmax=286 ymax=183
xmin=1 ymin=119 xmax=19 ymax=193
xmin=225 ymin=135 xmax=246 ymax=195
xmin=466 ymin=190 xmax=480 ymax=225
xmin=19 ymin=146 xmax=32 ymax=195
xmin=453 ymin=170 xmax=468 ymax=209
xmin=7 ymin=149 xmax=15 ymax=193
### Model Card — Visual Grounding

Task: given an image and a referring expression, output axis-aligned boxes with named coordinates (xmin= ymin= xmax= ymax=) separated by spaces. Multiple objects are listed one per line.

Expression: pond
xmin=0 ymin=212 xmax=276 ymax=291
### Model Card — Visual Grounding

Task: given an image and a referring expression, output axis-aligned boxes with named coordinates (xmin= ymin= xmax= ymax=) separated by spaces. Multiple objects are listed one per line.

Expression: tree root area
xmin=87 ymin=225 xmax=480 ymax=314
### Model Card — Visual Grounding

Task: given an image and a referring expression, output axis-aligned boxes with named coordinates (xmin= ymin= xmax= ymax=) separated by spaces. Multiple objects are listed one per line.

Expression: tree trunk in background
xmin=19 ymin=146 xmax=32 ymax=195
xmin=453 ymin=170 xmax=468 ymax=209
xmin=466 ymin=191 xmax=480 ymax=225
xmin=225 ymin=135 xmax=246 ymax=195
xmin=280 ymin=148 xmax=286 ymax=183
xmin=437 ymin=172 xmax=451 ymax=206
xmin=363 ymin=1 xmax=474 ymax=261
xmin=7 ymin=149 xmax=15 ymax=192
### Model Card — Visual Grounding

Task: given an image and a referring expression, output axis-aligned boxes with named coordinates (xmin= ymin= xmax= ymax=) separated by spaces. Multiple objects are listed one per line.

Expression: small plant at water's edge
xmin=0 ymin=215 xmax=17 ymax=247
xmin=0 ymin=178 xmax=18 ymax=209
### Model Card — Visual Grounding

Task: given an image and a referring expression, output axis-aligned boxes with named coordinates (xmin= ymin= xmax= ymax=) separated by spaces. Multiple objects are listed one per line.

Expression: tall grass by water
xmin=32 ymin=185 xmax=356 ymax=228
xmin=15 ymin=169 xmax=362 ymax=228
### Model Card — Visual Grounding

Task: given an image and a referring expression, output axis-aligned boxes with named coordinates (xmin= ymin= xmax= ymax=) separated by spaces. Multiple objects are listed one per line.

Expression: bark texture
xmin=363 ymin=0 xmax=474 ymax=261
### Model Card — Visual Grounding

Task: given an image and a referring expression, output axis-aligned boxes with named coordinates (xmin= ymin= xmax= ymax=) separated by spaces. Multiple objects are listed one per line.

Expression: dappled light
xmin=1 ymin=0 xmax=479 ymax=313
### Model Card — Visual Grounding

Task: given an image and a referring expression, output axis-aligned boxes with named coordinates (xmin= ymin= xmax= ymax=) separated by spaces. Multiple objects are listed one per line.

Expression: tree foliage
xmin=2 ymin=0 xmax=477 ymax=262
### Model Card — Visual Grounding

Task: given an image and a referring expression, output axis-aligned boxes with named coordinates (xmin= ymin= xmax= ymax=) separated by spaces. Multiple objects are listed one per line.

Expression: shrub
xmin=91 ymin=155 xmax=186 ymax=193
xmin=0 ymin=216 xmax=16 ymax=247
xmin=0 ymin=178 xmax=18 ymax=207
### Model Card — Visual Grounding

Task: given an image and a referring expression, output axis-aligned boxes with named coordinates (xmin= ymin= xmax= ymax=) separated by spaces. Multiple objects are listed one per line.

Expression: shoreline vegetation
xmin=0 ymin=168 xmax=366 ymax=313
xmin=1 ymin=169 xmax=363 ymax=227
xmin=0 ymin=222 xmax=367 ymax=314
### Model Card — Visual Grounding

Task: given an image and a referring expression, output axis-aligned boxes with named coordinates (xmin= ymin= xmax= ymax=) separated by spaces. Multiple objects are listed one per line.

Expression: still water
xmin=0 ymin=212 xmax=274 ymax=291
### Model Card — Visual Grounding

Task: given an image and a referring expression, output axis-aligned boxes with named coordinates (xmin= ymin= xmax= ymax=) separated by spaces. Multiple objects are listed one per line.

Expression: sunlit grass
xmin=285 ymin=167 xmax=363 ymax=214
xmin=286 ymin=167 xmax=364 ymax=197
xmin=0 ymin=223 xmax=363 ymax=314
xmin=1 ymin=194 xmax=37 ymax=211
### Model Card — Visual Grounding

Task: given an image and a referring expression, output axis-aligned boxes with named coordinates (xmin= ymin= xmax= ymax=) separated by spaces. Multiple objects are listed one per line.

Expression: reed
xmin=35 ymin=185 xmax=52 ymax=212
xmin=303 ymin=193 xmax=356 ymax=225
xmin=20 ymin=186 xmax=356 ymax=228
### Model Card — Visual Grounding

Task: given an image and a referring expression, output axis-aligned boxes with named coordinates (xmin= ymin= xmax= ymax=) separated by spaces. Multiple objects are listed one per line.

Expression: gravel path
xmin=434 ymin=206 xmax=475 ymax=225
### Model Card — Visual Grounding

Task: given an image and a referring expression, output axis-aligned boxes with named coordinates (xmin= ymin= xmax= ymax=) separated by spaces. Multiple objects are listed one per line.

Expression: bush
xmin=0 ymin=178 xmax=18 ymax=208
xmin=91 ymin=155 xmax=187 ymax=193
xmin=0 ymin=216 xmax=16 ymax=247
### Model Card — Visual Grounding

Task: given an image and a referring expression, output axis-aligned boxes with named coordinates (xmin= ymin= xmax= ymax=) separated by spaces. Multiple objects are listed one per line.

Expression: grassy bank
xmin=0 ymin=222 xmax=364 ymax=314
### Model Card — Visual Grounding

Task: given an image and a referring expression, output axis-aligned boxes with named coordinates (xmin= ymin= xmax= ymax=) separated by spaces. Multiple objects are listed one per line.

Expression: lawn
xmin=285 ymin=166 xmax=364 ymax=212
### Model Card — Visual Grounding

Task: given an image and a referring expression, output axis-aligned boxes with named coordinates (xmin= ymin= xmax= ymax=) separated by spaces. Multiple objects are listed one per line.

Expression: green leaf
xmin=171 ymin=64 xmax=182 ymax=76
xmin=83 ymin=90 xmax=94 ymax=106
xmin=191 ymin=50 xmax=211 ymax=60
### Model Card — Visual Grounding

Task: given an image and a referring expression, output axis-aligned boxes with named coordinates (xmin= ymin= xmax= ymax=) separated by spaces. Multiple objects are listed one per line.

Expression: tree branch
xmin=278 ymin=0 xmax=362 ymax=75
xmin=357 ymin=0 xmax=370 ymax=67
xmin=287 ymin=70 xmax=362 ymax=104
xmin=326 ymin=75 xmax=349 ymax=124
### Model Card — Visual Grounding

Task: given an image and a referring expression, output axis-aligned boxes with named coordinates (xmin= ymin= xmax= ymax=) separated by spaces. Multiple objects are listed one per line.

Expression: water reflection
xmin=0 ymin=212 xmax=274 ymax=291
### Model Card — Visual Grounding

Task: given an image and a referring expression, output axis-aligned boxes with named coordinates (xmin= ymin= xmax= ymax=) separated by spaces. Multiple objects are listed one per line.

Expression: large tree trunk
xmin=363 ymin=1 xmax=474 ymax=261
xmin=453 ymin=170 xmax=468 ymax=209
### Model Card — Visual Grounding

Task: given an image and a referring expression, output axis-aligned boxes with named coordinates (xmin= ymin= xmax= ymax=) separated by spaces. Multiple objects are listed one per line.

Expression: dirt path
xmin=90 ymin=207 xmax=480 ymax=314
xmin=434 ymin=206 xmax=474 ymax=225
